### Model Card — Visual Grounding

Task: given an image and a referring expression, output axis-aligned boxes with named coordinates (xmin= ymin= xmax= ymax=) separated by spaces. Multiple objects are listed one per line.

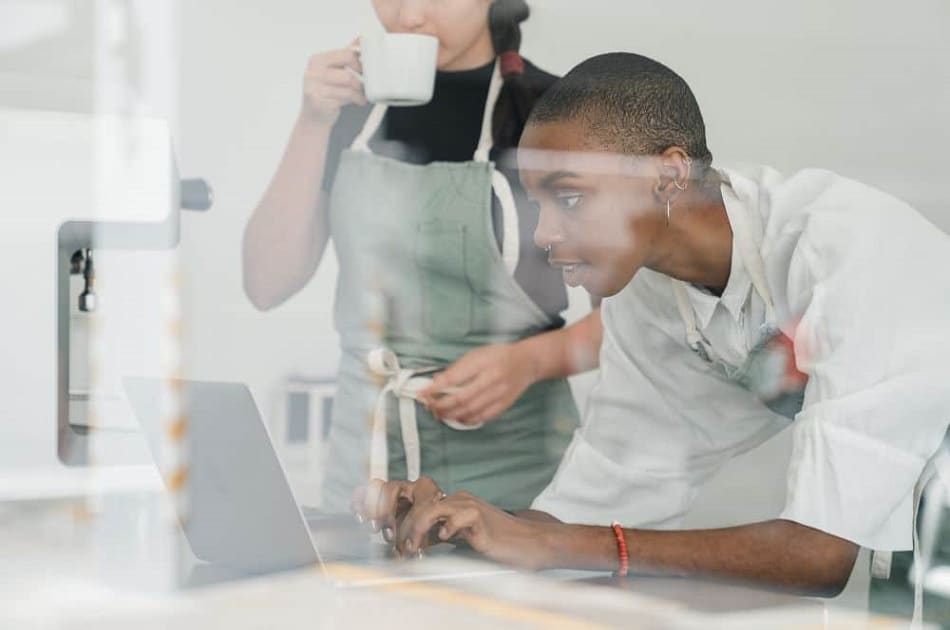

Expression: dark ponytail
xmin=488 ymin=0 xmax=542 ymax=149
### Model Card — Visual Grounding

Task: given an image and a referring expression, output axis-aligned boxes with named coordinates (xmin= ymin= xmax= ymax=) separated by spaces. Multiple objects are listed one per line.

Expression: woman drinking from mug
xmin=243 ymin=0 xmax=601 ymax=513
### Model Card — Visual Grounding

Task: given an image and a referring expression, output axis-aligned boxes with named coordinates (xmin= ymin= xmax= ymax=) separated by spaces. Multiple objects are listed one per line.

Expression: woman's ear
xmin=652 ymin=147 xmax=692 ymax=201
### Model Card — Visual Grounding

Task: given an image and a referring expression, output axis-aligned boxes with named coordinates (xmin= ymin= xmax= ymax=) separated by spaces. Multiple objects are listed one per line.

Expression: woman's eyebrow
xmin=540 ymin=170 xmax=581 ymax=188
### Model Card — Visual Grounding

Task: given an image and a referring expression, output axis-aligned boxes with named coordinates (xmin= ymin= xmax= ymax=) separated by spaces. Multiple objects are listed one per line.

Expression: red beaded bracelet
xmin=611 ymin=521 xmax=629 ymax=577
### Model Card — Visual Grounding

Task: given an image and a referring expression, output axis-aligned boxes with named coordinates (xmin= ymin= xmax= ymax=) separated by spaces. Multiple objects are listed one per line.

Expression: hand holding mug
xmin=300 ymin=40 xmax=366 ymax=127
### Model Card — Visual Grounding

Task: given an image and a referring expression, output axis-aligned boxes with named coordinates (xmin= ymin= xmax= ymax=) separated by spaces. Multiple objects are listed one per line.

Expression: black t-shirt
xmin=322 ymin=59 xmax=567 ymax=326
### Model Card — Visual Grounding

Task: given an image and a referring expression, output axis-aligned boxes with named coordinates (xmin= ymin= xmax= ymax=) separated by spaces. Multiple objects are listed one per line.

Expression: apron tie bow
xmin=367 ymin=348 xmax=481 ymax=483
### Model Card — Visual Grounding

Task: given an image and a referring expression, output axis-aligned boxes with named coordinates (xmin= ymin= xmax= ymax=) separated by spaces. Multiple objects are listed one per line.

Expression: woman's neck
xmin=440 ymin=33 xmax=496 ymax=71
xmin=651 ymin=178 xmax=734 ymax=294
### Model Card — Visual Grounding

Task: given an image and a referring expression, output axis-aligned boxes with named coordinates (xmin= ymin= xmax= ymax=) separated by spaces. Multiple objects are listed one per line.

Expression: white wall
xmin=177 ymin=3 xmax=332 ymax=428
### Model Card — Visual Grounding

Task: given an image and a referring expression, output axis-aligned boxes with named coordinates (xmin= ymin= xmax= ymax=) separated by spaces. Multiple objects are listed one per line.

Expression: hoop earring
xmin=666 ymin=199 xmax=672 ymax=227
xmin=674 ymin=155 xmax=692 ymax=191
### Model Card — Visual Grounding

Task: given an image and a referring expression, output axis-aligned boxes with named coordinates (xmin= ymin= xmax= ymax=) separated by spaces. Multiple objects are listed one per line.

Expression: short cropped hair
xmin=528 ymin=52 xmax=713 ymax=169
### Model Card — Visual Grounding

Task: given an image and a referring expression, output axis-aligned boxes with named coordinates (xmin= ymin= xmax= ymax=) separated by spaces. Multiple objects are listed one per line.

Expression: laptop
xmin=123 ymin=378 xmax=512 ymax=587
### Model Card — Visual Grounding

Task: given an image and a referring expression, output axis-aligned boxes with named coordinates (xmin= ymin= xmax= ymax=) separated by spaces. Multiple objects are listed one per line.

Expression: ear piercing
xmin=674 ymin=155 xmax=693 ymax=191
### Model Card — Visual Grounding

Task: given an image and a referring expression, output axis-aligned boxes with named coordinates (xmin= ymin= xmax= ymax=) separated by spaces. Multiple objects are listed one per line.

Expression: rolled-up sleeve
xmin=778 ymin=198 xmax=950 ymax=550
xmin=782 ymin=389 xmax=945 ymax=550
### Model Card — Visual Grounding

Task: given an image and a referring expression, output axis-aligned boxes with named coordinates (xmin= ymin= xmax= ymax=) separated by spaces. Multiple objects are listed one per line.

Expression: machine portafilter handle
xmin=180 ymin=178 xmax=214 ymax=211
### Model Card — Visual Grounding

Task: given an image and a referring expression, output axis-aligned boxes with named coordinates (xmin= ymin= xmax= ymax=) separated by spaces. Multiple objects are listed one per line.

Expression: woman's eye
xmin=556 ymin=194 xmax=583 ymax=210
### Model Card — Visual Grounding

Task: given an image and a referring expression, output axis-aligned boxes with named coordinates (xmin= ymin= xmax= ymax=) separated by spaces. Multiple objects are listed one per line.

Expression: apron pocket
xmin=415 ymin=220 xmax=474 ymax=340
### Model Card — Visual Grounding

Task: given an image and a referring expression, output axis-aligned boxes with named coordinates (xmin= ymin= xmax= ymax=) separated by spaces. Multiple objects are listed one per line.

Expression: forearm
xmin=539 ymin=519 xmax=858 ymax=596
xmin=243 ymin=114 xmax=333 ymax=309
xmin=514 ymin=509 xmax=563 ymax=523
xmin=518 ymin=307 xmax=602 ymax=381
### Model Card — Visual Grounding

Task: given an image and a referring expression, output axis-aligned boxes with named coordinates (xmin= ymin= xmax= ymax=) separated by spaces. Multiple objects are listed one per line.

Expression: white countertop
xmin=0 ymin=499 xmax=925 ymax=630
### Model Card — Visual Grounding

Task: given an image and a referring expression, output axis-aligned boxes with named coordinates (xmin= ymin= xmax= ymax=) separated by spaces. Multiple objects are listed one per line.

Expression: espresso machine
xmin=0 ymin=107 xmax=211 ymax=499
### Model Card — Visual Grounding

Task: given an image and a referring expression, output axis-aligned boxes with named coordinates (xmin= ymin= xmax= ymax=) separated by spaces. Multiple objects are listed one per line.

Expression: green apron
xmin=322 ymin=62 xmax=578 ymax=513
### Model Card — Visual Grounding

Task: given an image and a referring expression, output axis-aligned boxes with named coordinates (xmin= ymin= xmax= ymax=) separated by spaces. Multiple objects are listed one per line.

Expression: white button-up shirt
xmin=533 ymin=165 xmax=950 ymax=551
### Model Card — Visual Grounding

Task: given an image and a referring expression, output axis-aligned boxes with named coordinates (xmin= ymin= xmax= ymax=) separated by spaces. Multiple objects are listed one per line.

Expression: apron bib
xmin=322 ymin=62 xmax=578 ymax=512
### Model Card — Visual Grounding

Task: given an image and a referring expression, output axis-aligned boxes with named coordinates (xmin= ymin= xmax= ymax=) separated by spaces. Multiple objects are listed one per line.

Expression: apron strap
xmin=493 ymin=169 xmax=520 ymax=275
xmin=727 ymin=187 xmax=779 ymax=325
xmin=474 ymin=62 xmax=521 ymax=275
xmin=912 ymin=481 xmax=925 ymax=628
xmin=352 ymin=103 xmax=388 ymax=152
xmin=907 ymin=452 xmax=949 ymax=627
xmin=352 ymin=61 xmax=504 ymax=161
xmin=868 ymin=455 xmax=943 ymax=628
xmin=870 ymin=550 xmax=893 ymax=580
xmin=907 ymin=465 xmax=935 ymax=628
xmin=367 ymin=348 xmax=481 ymax=483
xmin=473 ymin=62 xmax=504 ymax=163
xmin=368 ymin=348 xmax=423 ymax=481
xmin=473 ymin=63 xmax=520 ymax=274
xmin=672 ymin=280 xmax=708 ymax=352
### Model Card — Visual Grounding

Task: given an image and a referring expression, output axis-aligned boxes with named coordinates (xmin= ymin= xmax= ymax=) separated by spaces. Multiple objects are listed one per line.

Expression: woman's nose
xmin=396 ymin=0 xmax=428 ymax=31
xmin=533 ymin=207 xmax=565 ymax=252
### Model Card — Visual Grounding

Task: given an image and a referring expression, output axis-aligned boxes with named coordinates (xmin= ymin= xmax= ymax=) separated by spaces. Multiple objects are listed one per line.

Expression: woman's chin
xmin=590 ymin=272 xmax=631 ymax=298
xmin=561 ymin=263 xmax=589 ymax=288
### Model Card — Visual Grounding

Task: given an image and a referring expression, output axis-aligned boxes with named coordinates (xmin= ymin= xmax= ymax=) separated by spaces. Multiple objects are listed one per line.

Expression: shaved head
xmin=528 ymin=52 xmax=713 ymax=170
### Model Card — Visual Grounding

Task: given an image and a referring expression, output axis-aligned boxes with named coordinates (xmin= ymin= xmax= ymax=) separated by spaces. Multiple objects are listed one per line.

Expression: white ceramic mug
xmin=359 ymin=33 xmax=438 ymax=106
